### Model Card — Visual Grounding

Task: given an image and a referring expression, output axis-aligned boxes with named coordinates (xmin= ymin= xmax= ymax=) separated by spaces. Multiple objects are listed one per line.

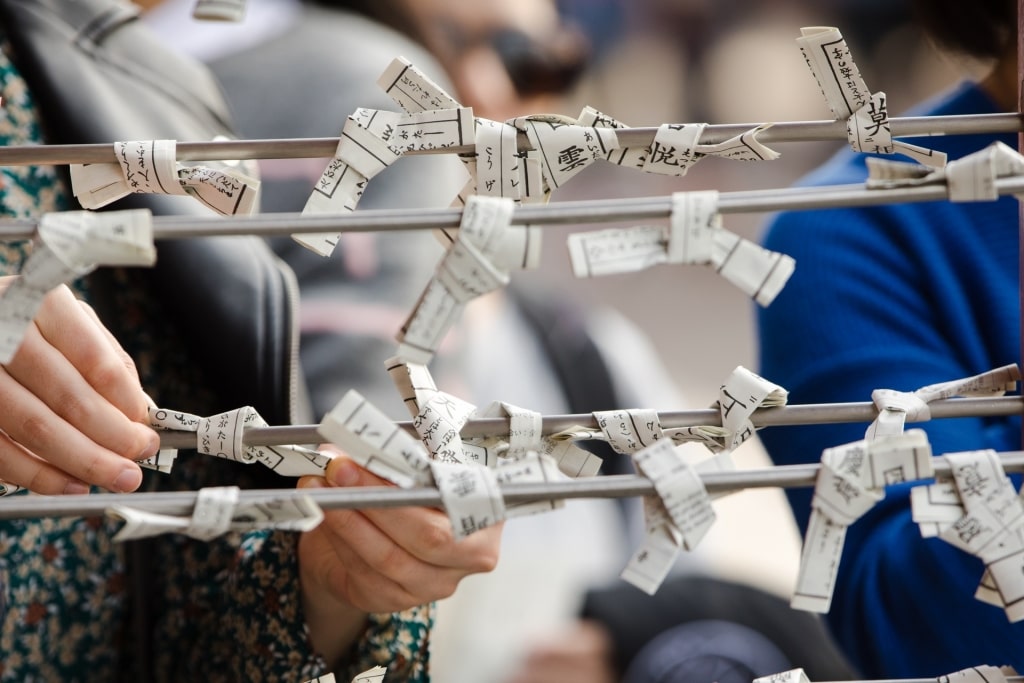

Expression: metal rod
xmin=1 ymin=450 xmax=1022 ymax=520
xmin=0 ymin=114 xmax=1018 ymax=166
xmin=1 ymin=176 xmax=1021 ymax=242
xmin=155 ymin=396 xmax=1024 ymax=449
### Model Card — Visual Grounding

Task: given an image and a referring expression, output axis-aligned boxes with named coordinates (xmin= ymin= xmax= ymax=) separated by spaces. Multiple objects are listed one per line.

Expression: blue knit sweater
xmin=758 ymin=82 xmax=1024 ymax=677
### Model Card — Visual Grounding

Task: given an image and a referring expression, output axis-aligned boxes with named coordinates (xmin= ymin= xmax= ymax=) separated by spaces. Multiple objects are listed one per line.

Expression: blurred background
xmin=428 ymin=2 xmax=984 ymax=681
xmin=142 ymin=0 xmax=991 ymax=679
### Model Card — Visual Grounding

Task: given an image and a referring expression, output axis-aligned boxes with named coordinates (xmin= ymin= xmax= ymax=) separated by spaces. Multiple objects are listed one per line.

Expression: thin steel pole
xmin=0 ymin=450 xmax=1022 ymax=520
xmin=0 ymin=114 xmax=1018 ymax=166
xmin=0 ymin=176 xmax=1021 ymax=242
xmin=155 ymin=396 xmax=1024 ymax=449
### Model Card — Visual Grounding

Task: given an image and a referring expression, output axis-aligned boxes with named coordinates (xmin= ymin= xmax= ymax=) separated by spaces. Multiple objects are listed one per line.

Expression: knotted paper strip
xmin=0 ymin=209 xmax=156 ymax=363
xmin=624 ymin=439 xmax=715 ymax=594
xmin=793 ymin=430 xmax=933 ymax=613
xmin=918 ymin=449 xmax=1024 ymax=620
xmin=592 ymin=410 xmax=716 ymax=593
xmin=110 ymin=485 xmax=324 ymax=542
xmin=494 ymin=451 xmax=569 ymax=517
xmin=567 ymin=192 xmax=794 ymax=306
xmin=867 ymin=142 xmax=1024 ymax=203
xmin=796 ymin=26 xmax=945 ymax=167
xmin=866 ymin=364 xmax=1019 ymax=439
xmin=642 ymin=122 xmax=780 ymax=177
xmin=398 ymin=195 xmax=534 ymax=364
xmin=753 ymin=668 xmax=812 ymax=683
xmin=431 ymin=460 xmax=506 ymax=540
xmin=318 ymin=390 xmax=433 ymax=488
xmin=536 ymin=428 xmax=604 ymax=478
xmin=511 ymin=115 xmax=619 ymax=189
xmin=70 ymin=140 xmax=259 ymax=215
xmin=385 ymin=357 xmax=483 ymax=464
xmin=148 ymin=406 xmax=330 ymax=477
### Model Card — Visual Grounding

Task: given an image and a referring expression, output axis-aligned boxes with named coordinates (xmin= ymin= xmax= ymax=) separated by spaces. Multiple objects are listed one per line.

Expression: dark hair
xmin=911 ymin=0 xmax=1016 ymax=60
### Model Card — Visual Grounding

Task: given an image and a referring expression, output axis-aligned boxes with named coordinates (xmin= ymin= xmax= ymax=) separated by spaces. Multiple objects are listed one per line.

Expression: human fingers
xmin=6 ymin=320 xmax=159 ymax=462
xmin=0 ymin=364 xmax=143 ymax=493
xmin=297 ymin=491 xmax=458 ymax=613
xmin=33 ymin=285 xmax=149 ymax=423
xmin=322 ymin=455 xmax=501 ymax=572
xmin=0 ymin=431 xmax=90 ymax=495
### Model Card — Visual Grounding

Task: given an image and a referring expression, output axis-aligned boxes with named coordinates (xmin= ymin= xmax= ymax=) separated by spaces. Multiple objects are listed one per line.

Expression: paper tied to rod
xmin=793 ymin=430 xmax=933 ymax=613
xmin=319 ymin=390 xmax=433 ymax=488
xmin=431 ymin=459 xmax=505 ymax=540
xmin=913 ymin=449 xmax=1024 ymax=621
xmin=623 ymin=439 xmax=716 ymax=595
xmin=567 ymin=191 xmax=795 ymax=306
xmin=149 ymin=406 xmax=330 ymax=477
xmin=714 ymin=366 xmax=789 ymax=451
xmin=796 ymin=26 xmax=945 ymax=167
xmin=304 ymin=670 xmax=388 ymax=683
xmin=867 ymin=364 xmax=1020 ymax=439
xmin=0 ymin=209 xmax=155 ymax=363
xmin=493 ymin=451 xmax=568 ymax=518
xmin=386 ymin=357 xmax=482 ymax=464
xmin=192 ymin=0 xmax=246 ymax=21
xmin=940 ymin=667 xmax=1017 ymax=683
xmin=397 ymin=195 xmax=538 ymax=364
xmin=643 ymin=122 xmax=780 ymax=177
xmin=866 ymin=142 xmax=1024 ymax=203
xmin=509 ymin=114 xmax=618 ymax=190
xmin=753 ymin=668 xmax=812 ymax=683
xmin=299 ymin=101 xmax=474 ymax=251
xmin=577 ymin=107 xmax=780 ymax=175
xmin=70 ymin=140 xmax=259 ymax=216
xmin=297 ymin=115 xmax=403 ymax=253
xmin=755 ymin=665 xmax=1015 ymax=683
xmin=537 ymin=428 xmax=604 ymax=479
xmin=109 ymin=485 xmax=324 ymax=542
xmin=0 ymin=482 xmax=24 ymax=497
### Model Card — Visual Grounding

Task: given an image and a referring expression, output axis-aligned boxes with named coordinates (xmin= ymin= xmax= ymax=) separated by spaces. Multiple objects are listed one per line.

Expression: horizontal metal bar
xmin=0 ymin=450 xmax=1022 ymax=520
xmin=155 ymin=395 xmax=1024 ymax=449
xmin=0 ymin=113 xmax=1017 ymax=166
xmin=0 ymin=176 xmax=1020 ymax=242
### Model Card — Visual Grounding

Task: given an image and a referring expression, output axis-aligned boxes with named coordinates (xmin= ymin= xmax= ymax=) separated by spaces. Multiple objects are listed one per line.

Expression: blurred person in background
xmin=143 ymin=1 xmax=687 ymax=681
xmin=758 ymin=0 xmax=1023 ymax=676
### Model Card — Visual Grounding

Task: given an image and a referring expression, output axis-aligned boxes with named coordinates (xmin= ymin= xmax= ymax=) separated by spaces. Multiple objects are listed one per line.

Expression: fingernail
xmin=330 ymin=459 xmax=360 ymax=487
xmin=113 ymin=467 xmax=142 ymax=493
xmin=63 ymin=480 xmax=90 ymax=495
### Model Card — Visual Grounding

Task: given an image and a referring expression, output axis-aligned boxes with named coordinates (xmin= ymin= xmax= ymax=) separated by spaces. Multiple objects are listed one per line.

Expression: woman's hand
xmin=297 ymin=452 xmax=502 ymax=665
xmin=0 ymin=281 xmax=159 ymax=495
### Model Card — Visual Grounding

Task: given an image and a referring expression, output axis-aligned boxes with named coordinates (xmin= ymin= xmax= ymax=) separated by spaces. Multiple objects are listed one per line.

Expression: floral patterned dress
xmin=0 ymin=42 xmax=430 ymax=683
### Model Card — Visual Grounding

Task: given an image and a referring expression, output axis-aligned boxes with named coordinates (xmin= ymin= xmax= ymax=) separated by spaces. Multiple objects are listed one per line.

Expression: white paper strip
xmin=495 ymin=452 xmax=568 ymax=517
xmin=513 ymin=115 xmax=618 ymax=189
xmin=796 ymin=26 xmax=945 ymax=167
xmin=594 ymin=408 xmax=664 ymax=454
xmin=632 ymin=440 xmax=715 ymax=548
xmin=717 ymin=366 xmax=788 ymax=451
xmin=397 ymin=196 xmax=519 ymax=364
xmin=70 ymin=140 xmax=259 ymax=215
xmin=318 ymin=390 xmax=433 ymax=488
xmin=431 ymin=460 xmax=505 ymax=540
xmin=866 ymin=364 xmax=1020 ymax=440
xmin=110 ymin=486 xmax=323 ymax=541
xmin=0 ymin=209 xmax=155 ymax=363
xmin=794 ymin=430 xmax=932 ymax=613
